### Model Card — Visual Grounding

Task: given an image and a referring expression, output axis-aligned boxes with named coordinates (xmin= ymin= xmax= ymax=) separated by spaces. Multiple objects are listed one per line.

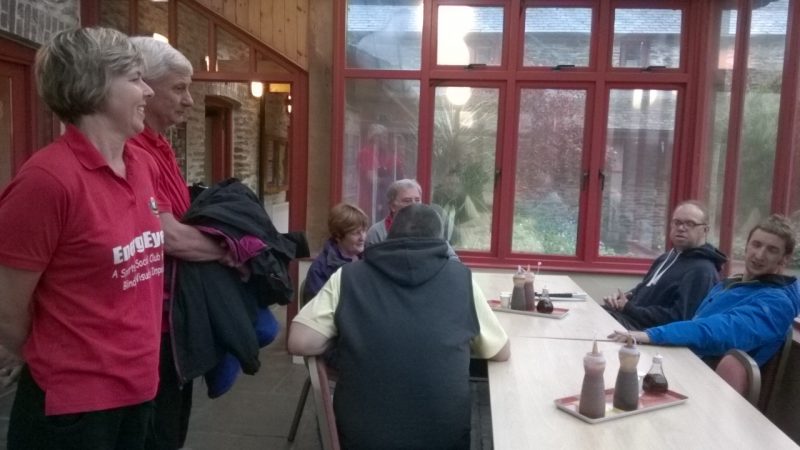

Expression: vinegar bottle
xmin=536 ymin=286 xmax=554 ymax=314
xmin=510 ymin=266 xmax=527 ymax=311
xmin=578 ymin=340 xmax=607 ymax=419
xmin=642 ymin=354 xmax=669 ymax=394
xmin=612 ymin=336 xmax=640 ymax=411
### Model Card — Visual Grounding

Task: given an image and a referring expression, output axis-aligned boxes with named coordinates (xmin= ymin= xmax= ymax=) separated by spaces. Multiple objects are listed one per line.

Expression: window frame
xmin=332 ymin=0 xmax=800 ymax=275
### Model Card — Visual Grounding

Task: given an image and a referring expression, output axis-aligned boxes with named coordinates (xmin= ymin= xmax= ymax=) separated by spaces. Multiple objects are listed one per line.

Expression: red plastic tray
xmin=493 ymin=306 xmax=569 ymax=319
xmin=555 ymin=388 xmax=688 ymax=424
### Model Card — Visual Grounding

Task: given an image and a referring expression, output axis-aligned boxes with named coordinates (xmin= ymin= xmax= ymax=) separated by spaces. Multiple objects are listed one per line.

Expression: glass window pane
xmin=177 ymin=2 xmax=209 ymax=73
xmin=346 ymin=1 xmax=422 ymax=70
xmin=137 ymin=0 xmax=168 ymax=38
xmin=731 ymin=0 xmax=788 ymax=263
xmin=701 ymin=6 xmax=737 ymax=252
xmin=513 ymin=89 xmax=586 ymax=255
xmin=523 ymin=7 xmax=591 ymax=67
xmin=437 ymin=6 xmax=503 ymax=66
xmin=343 ymin=79 xmax=420 ymax=223
xmin=431 ymin=87 xmax=499 ymax=252
xmin=612 ymin=8 xmax=682 ymax=68
xmin=216 ymin=28 xmax=250 ymax=72
xmin=601 ymin=89 xmax=678 ymax=257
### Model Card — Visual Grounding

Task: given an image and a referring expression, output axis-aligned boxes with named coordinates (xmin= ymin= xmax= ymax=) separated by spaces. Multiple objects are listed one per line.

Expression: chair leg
xmin=287 ymin=376 xmax=312 ymax=442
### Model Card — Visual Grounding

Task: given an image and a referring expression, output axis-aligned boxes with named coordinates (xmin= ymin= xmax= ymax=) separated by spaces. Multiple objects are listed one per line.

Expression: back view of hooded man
xmin=288 ymin=203 xmax=510 ymax=449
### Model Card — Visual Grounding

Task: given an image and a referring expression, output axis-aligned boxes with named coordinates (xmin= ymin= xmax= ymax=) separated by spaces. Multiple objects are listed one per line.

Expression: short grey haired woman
xmin=0 ymin=27 xmax=164 ymax=450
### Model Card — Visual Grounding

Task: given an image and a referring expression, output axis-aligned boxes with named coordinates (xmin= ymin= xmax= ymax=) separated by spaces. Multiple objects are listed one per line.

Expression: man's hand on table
xmin=608 ymin=330 xmax=650 ymax=344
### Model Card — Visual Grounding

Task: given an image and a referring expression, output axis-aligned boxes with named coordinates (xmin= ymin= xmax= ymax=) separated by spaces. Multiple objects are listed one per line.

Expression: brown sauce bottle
xmin=642 ymin=354 xmax=669 ymax=394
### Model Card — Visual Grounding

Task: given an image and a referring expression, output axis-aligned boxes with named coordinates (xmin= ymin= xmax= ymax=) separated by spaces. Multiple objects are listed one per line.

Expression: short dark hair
xmin=747 ymin=214 xmax=796 ymax=256
xmin=387 ymin=204 xmax=442 ymax=239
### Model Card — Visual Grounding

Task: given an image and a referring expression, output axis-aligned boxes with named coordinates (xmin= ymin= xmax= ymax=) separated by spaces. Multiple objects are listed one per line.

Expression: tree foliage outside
xmin=431 ymin=89 xmax=497 ymax=250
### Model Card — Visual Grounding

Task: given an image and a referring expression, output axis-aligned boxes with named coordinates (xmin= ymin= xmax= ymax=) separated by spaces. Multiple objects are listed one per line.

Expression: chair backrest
xmin=757 ymin=329 xmax=793 ymax=413
xmin=716 ymin=349 xmax=761 ymax=406
xmin=307 ymin=356 xmax=340 ymax=450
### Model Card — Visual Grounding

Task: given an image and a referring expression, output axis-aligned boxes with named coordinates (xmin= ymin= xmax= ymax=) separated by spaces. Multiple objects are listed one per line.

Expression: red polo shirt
xmin=0 ymin=125 xmax=164 ymax=415
xmin=130 ymin=126 xmax=191 ymax=332
xmin=129 ymin=126 xmax=190 ymax=218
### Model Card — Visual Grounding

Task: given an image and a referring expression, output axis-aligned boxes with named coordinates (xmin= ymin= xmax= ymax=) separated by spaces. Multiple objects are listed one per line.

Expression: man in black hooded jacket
xmin=603 ymin=201 xmax=727 ymax=330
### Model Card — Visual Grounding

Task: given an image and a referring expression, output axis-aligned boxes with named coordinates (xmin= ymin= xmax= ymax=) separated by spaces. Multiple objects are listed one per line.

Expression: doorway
xmin=204 ymin=97 xmax=233 ymax=185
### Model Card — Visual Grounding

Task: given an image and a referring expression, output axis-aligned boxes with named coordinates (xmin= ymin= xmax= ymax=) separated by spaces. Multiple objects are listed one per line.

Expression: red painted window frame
xmin=333 ymin=0 xmax=800 ymax=275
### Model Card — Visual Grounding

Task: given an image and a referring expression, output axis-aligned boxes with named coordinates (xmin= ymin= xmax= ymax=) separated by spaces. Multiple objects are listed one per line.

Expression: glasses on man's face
xmin=671 ymin=219 xmax=706 ymax=229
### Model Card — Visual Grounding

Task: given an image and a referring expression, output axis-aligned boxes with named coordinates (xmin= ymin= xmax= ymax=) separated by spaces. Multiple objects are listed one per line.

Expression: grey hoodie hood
xmin=362 ymin=237 xmax=451 ymax=287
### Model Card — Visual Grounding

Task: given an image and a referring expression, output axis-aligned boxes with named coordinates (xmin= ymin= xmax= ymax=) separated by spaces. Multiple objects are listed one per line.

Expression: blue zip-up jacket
xmin=646 ymin=274 xmax=800 ymax=366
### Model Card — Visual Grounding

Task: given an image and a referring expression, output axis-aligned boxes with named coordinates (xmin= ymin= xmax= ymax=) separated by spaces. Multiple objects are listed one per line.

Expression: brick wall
xmin=100 ymin=1 xmax=271 ymax=200
xmin=183 ymin=81 xmax=262 ymax=195
xmin=0 ymin=0 xmax=78 ymax=45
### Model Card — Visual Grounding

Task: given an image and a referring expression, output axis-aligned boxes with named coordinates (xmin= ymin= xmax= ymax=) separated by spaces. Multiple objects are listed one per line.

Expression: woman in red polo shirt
xmin=0 ymin=27 xmax=164 ymax=450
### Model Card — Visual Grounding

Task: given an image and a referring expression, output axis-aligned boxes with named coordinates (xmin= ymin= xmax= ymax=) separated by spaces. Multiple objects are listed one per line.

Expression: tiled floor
xmin=0 ymin=306 xmax=492 ymax=450
xmin=0 ymin=306 xmax=321 ymax=450
xmin=182 ymin=306 xmax=321 ymax=450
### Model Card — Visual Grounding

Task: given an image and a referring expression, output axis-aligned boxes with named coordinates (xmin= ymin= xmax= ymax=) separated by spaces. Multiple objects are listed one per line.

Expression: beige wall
xmin=195 ymin=0 xmax=309 ymax=70
xmin=305 ymin=0 xmax=333 ymax=252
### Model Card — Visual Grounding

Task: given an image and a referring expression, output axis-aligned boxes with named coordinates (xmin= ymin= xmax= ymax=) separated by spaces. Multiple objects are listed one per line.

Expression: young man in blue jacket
xmin=611 ymin=214 xmax=800 ymax=367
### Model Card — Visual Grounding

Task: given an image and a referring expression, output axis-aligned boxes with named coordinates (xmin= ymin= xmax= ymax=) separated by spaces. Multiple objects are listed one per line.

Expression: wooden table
xmin=487 ymin=276 xmax=799 ymax=449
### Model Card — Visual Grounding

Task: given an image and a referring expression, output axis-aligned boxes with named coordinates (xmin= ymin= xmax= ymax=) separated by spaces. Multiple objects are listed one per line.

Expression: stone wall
xmin=183 ymin=81 xmax=262 ymax=194
xmin=100 ymin=1 xmax=267 ymax=199
xmin=0 ymin=0 xmax=78 ymax=45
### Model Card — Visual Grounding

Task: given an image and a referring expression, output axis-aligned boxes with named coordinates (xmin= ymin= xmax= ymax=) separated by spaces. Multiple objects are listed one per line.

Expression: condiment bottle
xmin=510 ymin=266 xmax=526 ymax=311
xmin=536 ymin=286 xmax=554 ymax=314
xmin=523 ymin=265 xmax=536 ymax=310
xmin=642 ymin=354 xmax=669 ymax=394
xmin=578 ymin=340 xmax=606 ymax=419
xmin=612 ymin=336 xmax=640 ymax=411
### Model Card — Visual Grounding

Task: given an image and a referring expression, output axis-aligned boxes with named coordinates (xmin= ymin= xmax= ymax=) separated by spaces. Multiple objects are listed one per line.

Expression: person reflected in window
xmin=302 ymin=203 xmax=369 ymax=304
xmin=357 ymin=124 xmax=404 ymax=220
xmin=289 ymin=204 xmax=510 ymax=449
xmin=603 ymin=201 xmax=726 ymax=330
xmin=610 ymin=214 xmax=800 ymax=367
